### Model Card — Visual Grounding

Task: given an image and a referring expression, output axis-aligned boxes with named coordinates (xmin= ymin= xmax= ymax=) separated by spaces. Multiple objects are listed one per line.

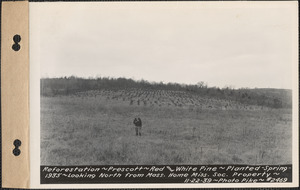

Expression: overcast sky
xmin=30 ymin=2 xmax=297 ymax=89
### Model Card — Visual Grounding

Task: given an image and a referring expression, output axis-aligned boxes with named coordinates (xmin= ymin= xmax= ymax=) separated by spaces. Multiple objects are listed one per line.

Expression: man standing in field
xmin=133 ymin=117 xmax=142 ymax=136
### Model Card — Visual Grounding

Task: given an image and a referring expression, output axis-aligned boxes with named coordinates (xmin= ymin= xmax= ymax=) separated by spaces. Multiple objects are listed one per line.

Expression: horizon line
xmin=40 ymin=75 xmax=292 ymax=91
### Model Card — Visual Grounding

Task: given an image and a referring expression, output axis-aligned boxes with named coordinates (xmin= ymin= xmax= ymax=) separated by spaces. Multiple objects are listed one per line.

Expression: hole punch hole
xmin=14 ymin=139 xmax=21 ymax=147
xmin=13 ymin=34 xmax=21 ymax=43
xmin=13 ymin=148 xmax=21 ymax=156
xmin=12 ymin=34 xmax=21 ymax=51
xmin=12 ymin=44 xmax=21 ymax=51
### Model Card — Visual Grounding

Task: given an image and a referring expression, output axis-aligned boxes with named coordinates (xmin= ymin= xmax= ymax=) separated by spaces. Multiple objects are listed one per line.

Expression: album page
xmin=3 ymin=1 xmax=299 ymax=189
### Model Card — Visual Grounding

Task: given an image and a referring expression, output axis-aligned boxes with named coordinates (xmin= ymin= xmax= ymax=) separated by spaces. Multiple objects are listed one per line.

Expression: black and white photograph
xmin=29 ymin=1 xmax=298 ymax=187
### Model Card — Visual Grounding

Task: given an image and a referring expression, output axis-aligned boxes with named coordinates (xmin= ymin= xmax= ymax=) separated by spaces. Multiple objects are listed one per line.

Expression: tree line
xmin=41 ymin=76 xmax=292 ymax=109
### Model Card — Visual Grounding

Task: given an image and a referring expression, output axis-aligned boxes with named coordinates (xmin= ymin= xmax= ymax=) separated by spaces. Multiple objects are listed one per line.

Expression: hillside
xmin=40 ymin=77 xmax=292 ymax=165
xmin=41 ymin=77 xmax=292 ymax=109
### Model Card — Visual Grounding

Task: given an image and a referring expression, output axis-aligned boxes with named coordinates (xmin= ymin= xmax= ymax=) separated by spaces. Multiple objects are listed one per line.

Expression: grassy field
xmin=41 ymin=90 xmax=292 ymax=165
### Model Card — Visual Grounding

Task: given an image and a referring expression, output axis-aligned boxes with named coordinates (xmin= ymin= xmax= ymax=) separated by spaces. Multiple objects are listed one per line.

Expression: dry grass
xmin=41 ymin=93 xmax=292 ymax=165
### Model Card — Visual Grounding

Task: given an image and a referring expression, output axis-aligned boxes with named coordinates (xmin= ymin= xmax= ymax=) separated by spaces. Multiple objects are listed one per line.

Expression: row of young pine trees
xmin=40 ymin=76 xmax=291 ymax=109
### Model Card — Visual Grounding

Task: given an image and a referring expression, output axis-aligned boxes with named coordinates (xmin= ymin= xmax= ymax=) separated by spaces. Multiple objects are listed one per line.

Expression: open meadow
xmin=41 ymin=89 xmax=292 ymax=165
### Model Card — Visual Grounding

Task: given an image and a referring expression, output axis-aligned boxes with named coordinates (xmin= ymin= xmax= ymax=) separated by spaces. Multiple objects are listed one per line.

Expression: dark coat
xmin=133 ymin=118 xmax=142 ymax=127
